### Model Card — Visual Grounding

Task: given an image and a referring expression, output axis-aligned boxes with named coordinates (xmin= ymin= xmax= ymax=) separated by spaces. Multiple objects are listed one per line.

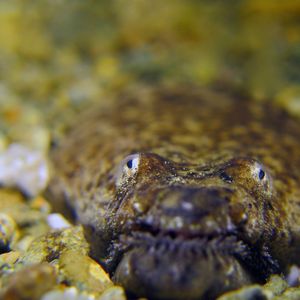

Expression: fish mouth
xmin=107 ymin=185 xmax=280 ymax=299
xmin=112 ymin=226 xmax=254 ymax=300
xmin=118 ymin=217 xmax=246 ymax=255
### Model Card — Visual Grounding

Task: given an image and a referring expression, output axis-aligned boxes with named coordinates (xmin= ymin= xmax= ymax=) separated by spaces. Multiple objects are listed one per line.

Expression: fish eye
xmin=125 ymin=154 xmax=140 ymax=173
xmin=251 ymin=162 xmax=267 ymax=183
xmin=258 ymin=169 xmax=265 ymax=180
xmin=223 ymin=158 xmax=272 ymax=196
xmin=127 ymin=159 xmax=133 ymax=169
xmin=116 ymin=154 xmax=140 ymax=187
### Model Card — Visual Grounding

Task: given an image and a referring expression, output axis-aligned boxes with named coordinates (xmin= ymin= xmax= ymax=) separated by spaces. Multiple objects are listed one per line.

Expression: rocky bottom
xmin=0 ymin=188 xmax=299 ymax=300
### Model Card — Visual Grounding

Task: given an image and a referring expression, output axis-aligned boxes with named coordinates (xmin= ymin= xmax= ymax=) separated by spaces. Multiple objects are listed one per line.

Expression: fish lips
xmin=113 ymin=233 xmax=253 ymax=300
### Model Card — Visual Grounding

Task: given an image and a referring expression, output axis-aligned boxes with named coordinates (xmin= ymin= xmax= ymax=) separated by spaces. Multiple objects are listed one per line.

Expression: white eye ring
xmin=251 ymin=162 xmax=266 ymax=182
xmin=125 ymin=154 xmax=140 ymax=174
xmin=116 ymin=154 xmax=140 ymax=187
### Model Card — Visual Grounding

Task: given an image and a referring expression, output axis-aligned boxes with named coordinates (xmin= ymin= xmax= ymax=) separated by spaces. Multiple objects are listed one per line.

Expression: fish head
xmin=101 ymin=152 xmax=280 ymax=299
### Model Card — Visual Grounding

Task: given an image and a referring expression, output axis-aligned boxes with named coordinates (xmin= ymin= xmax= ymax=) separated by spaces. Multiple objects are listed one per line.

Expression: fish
xmin=47 ymin=85 xmax=300 ymax=300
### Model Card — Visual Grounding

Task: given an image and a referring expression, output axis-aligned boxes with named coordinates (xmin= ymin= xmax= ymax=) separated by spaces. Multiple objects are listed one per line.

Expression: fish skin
xmin=47 ymin=86 xmax=300 ymax=300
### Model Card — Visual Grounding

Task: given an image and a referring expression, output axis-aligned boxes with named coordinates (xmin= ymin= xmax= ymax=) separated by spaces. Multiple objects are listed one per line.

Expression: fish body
xmin=47 ymin=86 xmax=300 ymax=300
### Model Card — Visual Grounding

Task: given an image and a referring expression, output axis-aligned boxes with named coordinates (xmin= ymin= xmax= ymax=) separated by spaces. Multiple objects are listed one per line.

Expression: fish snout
xmin=143 ymin=187 xmax=241 ymax=237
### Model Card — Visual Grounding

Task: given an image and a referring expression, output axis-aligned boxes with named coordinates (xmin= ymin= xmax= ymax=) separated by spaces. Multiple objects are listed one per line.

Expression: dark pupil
xmin=127 ymin=159 xmax=133 ymax=169
xmin=258 ymin=169 xmax=265 ymax=180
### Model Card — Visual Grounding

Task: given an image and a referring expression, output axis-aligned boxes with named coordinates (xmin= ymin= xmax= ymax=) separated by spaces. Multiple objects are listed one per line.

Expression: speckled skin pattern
xmin=47 ymin=86 xmax=300 ymax=300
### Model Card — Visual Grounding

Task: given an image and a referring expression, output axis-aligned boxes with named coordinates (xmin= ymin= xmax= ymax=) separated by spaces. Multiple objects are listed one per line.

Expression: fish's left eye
xmin=125 ymin=154 xmax=140 ymax=173
xmin=223 ymin=158 xmax=273 ymax=197
xmin=258 ymin=169 xmax=265 ymax=180
xmin=116 ymin=153 xmax=140 ymax=187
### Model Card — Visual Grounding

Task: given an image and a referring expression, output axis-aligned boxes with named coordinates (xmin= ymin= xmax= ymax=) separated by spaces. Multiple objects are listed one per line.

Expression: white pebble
xmin=0 ymin=143 xmax=50 ymax=197
xmin=47 ymin=213 xmax=71 ymax=230
xmin=42 ymin=287 xmax=95 ymax=300
xmin=287 ymin=265 xmax=300 ymax=286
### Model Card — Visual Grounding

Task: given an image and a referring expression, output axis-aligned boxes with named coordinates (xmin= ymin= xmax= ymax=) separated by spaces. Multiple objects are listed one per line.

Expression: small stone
xmin=0 ymin=189 xmax=47 ymax=227
xmin=98 ymin=286 xmax=127 ymax=300
xmin=30 ymin=196 xmax=51 ymax=214
xmin=263 ymin=275 xmax=288 ymax=297
xmin=273 ymin=287 xmax=300 ymax=300
xmin=15 ymin=235 xmax=36 ymax=252
xmin=0 ymin=251 xmax=21 ymax=282
xmin=286 ymin=265 xmax=300 ymax=287
xmin=0 ymin=213 xmax=18 ymax=252
xmin=42 ymin=287 xmax=95 ymax=300
xmin=0 ymin=250 xmax=20 ymax=265
xmin=59 ymin=250 xmax=113 ymax=295
xmin=19 ymin=226 xmax=89 ymax=265
xmin=47 ymin=213 xmax=71 ymax=230
xmin=0 ymin=263 xmax=57 ymax=300
xmin=0 ymin=189 xmax=50 ymax=244
xmin=0 ymin=143 xmax=50 ymax=197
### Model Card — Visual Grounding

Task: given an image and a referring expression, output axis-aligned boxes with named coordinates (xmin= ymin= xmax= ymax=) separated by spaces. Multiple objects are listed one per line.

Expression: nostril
xmin=219 ymin=171 xmax=233 ymax=183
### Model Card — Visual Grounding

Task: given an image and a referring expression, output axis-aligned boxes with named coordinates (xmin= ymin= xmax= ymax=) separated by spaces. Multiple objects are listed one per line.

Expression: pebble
xmin=41 ymin=287 xmax=95 ymax=300
xmin=0 ymin=216 xmax=123 ymax=300
xmin=15 ymin=235 xmax=36 ymax=252
xmin=0 ymin=251 xmax=21 ymax=282
xmin=0 ymin=189 xmax=44 ymax=225
xmin=0 ymin=143 xmax=50 ymax=197
xmin=0 ymin=262 xmax=57 ymax=300
xmin=15 ymin=226 xmax=118 ymax=299
xmin=47 ymin=213 xmax=71 ymax=230
xmin=273 ymin=288 xmax=300 ymax=300
xmin=0 ymin=189 xmax=50 ymax=244
xmin=286 ymin=265 xmax=300 ymax=287
xmin=30 ymin=195 xmax=52 ymax=214
xmin=59 ymin=250 xmax=113 ymax=295
xmin=19 ymin=226 xmax=89 ymax=265
xmin=0 ymin=213 xmax=18 ymax=253
xmin=0 ymin=251 xmax=20 ymax=265
xmin=98 ymin=286 xmax=127 ymax=300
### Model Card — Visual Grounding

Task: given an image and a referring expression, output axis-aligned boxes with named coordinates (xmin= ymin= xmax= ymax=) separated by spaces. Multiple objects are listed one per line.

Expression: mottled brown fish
xmin=47 ymin=86 xmax=300 ymax=300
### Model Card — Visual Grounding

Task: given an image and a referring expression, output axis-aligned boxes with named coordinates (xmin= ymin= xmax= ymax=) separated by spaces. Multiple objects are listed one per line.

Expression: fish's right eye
xmin=124 ymin=154 xmax=140 ymax=175
xmin=116 ymin=154 xmax=140 ymax=187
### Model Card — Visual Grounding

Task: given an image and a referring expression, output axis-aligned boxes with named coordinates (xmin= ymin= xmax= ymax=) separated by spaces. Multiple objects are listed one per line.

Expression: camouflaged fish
xmin=47 ymin=86 xmax=300 ymax=300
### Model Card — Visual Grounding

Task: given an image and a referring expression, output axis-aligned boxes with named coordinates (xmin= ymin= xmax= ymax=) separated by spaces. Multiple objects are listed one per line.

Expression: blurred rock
xmin=19 ymin=226 xmax=89 ymax=265
xmin=42 ymin=287 xmax=96 ymax=300
xmin=0 ymin=213 xmax=18 ymax=253
xmin=47 ymin=213 xmax=71 ymax=230
xmin=59 ymin=250 xmax=113 ymax=295
xmin=98 ymin=286 xmax=127 ymax=300
xmin=0 ymin=263 xmax=57 ymax=300
xmin=0 ymin=251 xmax=20 ymax=265
xmin=0 ymin=144 xmax=50 ymax=197
xmin=286 ymin=265 xmax=300 ymax=287
xmin=273 ymin=288 xmax=300 ymax=300
xmin=0 ymin=189 xmax=49 ymax=243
